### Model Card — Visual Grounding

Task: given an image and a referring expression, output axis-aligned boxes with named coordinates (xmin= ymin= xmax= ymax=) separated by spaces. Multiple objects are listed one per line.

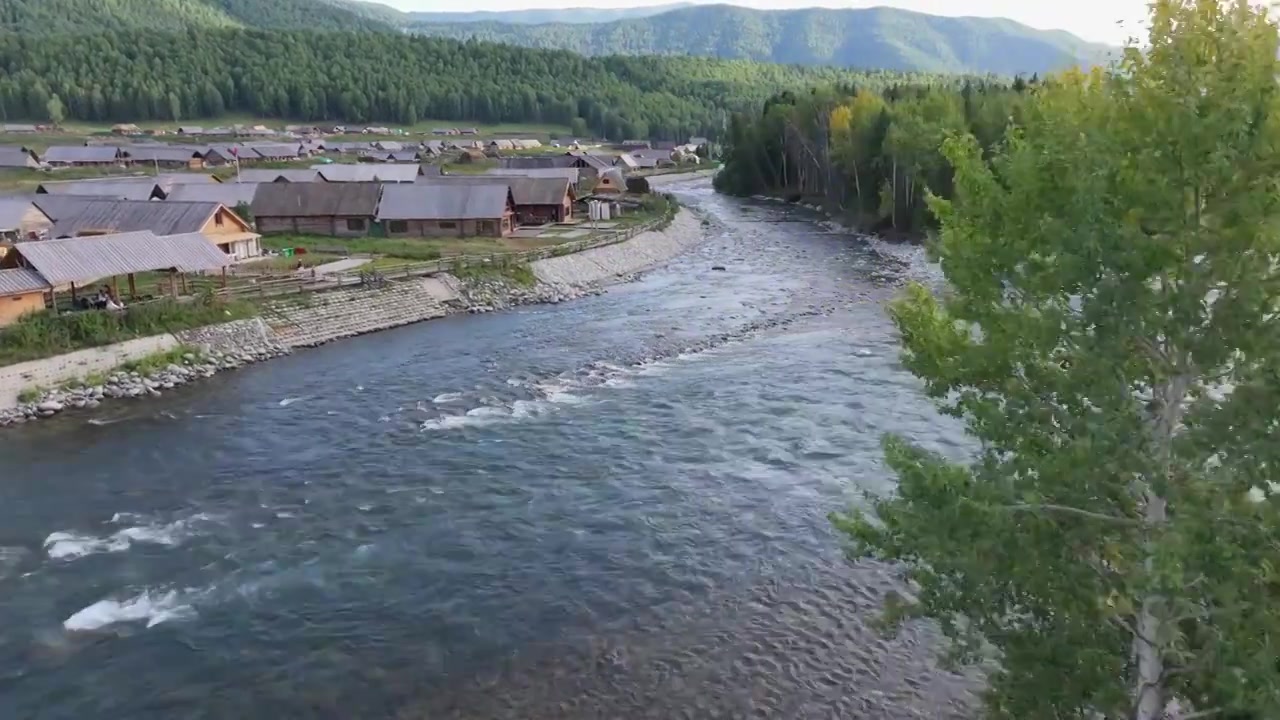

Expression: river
xmin=0 ymin=179 xmax=978 ymax=719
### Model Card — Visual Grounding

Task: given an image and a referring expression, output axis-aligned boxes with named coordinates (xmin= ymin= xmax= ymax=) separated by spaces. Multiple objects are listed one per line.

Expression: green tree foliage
xmin=834 ymin=1 xmax=1280 ymax=717
xmin=0 ymin=29 xmax=918 ymax=140
xmin=407 ymin=5 xmax=1111 ymax=76
xmin=0 ymin=0 xmax=392 ymax=33
xmin=714 ymin=79 xmax=1027 ymax=235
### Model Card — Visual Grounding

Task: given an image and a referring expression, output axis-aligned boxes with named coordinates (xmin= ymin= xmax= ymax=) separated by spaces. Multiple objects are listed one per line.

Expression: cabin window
xmin=346 ymin=218 xmax=367 ymax=232
xmin=439 ymin=221 xmax=457 ymax=230
xmin=388 ymin=220 xmax=408 ymax=234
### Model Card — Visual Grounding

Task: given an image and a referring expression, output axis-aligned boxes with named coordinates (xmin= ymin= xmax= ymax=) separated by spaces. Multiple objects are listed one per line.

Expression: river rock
xmin=37 ymin=401 xmax=63 ymax=413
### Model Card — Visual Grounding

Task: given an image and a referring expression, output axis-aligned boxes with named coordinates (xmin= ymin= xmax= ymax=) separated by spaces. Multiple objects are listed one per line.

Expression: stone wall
xmin=261 ymin=279 xmax=451 ymax=348
xmin=176 ymin=318 xmax=286 ymax=356
xmin=530 ymin=209 xmax=704 ymax=287
xmin=0 ymin=334 xmax=181 ymax=410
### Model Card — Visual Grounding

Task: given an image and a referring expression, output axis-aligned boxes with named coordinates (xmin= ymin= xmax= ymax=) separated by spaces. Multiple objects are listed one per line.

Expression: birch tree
xmin=835 ymin=1 xmax=1280 ymax=717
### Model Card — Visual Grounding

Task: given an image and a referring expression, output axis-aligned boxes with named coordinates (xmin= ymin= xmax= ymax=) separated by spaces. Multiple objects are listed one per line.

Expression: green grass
xmin=261 ymin=234 xmax=507 ymax=261
xmin=120 ymin=346 xmax=201 ymax=375
xmin=450 ymin=258 xmax=538 ymax=287
xmin=0 ymin=296 xmax=256 ymax=366
xmin=16 ymin=386 xmax=43 ymax=403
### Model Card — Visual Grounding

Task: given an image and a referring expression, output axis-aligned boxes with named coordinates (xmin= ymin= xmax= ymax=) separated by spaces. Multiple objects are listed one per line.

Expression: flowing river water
xmin=0 ymin=179 xmax=979 ymax=719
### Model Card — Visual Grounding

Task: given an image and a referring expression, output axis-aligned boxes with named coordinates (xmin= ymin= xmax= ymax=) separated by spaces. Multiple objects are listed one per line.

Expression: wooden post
xmin=70 ymin=282 xmax=77 ymax=306
xmin=181 ymin=273 xmax=188 ymax=296
xmin=128 ymin=273 xmax=137 ymax=299
xmin=221 ymin=266 xmax=227 ymax=289
xmin=112 ymin=275 xmax=120 ymax=299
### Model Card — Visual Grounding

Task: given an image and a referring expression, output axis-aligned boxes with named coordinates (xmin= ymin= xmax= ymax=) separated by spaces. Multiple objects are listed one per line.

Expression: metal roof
xmin=0 ymin=147 xmax=37 ymax=168
xmin=165 ymin=183 xmax=261 ymax=207
xmin=234 ymin=168 xmax=322 ymax=183
xmin=37 ymin=179 xmax=161 ymax=201
xmin=42 ymin=146 xmax=121 ymax=164
xmin=245 ymin=144 xmax=301 ymax=159
xmin=377 ymin=184 xmax=511 ymax=221
xmin=11 ymin=231 xmax=231 ymax=285
xmin=482 ymin=167 xmax=580 ymax=182
xmin=0 ymin=267 xmax=50 ymax=296
xmin=500 ymin=156 xmax=578 ymax=170
xmin=125 ymin=146 xmax=201 ymax=164
xmin=417 ymin=175 xmax=572 ymax=206
xmin=40 ymin=199 xmax=223 ymax=237
xmin=313 ymin=164 xmax=420 ymax=183
xmin=252 ymin=182 xmax=382 ymax=218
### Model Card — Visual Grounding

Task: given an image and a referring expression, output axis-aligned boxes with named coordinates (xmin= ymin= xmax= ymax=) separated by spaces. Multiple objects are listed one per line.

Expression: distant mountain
xmin=404 ymin=3 xmax=692 ymax=26
xmin=407 ymin=4 xmax=1114 ymax=76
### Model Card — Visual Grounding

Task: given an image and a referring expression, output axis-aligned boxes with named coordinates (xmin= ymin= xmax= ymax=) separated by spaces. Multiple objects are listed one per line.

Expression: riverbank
xmin=0 ymin=206 xmax=711 ymax=426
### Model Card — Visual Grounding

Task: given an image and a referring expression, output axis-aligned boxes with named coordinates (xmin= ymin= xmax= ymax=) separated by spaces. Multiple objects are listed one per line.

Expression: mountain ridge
xmin=403 ymin=4 xmax=1113 ymax=75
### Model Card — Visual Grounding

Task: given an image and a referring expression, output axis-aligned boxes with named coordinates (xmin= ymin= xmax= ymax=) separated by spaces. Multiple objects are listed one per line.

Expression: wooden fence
xmin=215 ymin=211 xmax=673 ymax=302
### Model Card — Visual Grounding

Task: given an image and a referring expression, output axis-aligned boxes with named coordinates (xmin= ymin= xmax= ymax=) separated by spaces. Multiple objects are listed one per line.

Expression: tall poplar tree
xmin=835 ymin=1 xmax=1280 ymax=717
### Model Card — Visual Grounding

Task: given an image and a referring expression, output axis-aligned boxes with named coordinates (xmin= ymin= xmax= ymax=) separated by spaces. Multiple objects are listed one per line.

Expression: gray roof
xmin=11 ymin=231 xmax=230 ymax=285
xmin=0 ymin=147 xmax=37 ymax=168
xmin=630 ymin=148 xmax=674 ymax=161
xmin=0 ymin=198 xmax=47 ymax=231
xmin=39 ymin=199 xmax=224 ymax=237
xmin=313 ymin=164 xmax=420 ymax=183
xmin=125 ymin=146 xmax=201 ymax=164
xmin=42 ymin=146 xmax=121 ymax=164
xmin=388 ymin=151 xmax=421 ymax=162
xmin=37 ymin=179 xmax=160 ymax=201
xmin=0 ymin=267 xmax=50 ymax=296
xmin=1 ymin=124 xmax=36 ymax=133
xmin=418 ymin=175 xmax=571 ymax=206
xmin=482 ymin=167 xmax=579 ymax=182
xmin=165 ymin=183 xmax=261 ymax=207
xmin=246 ymin=144 xmax=301 ymax=159
xmin=500 ymin=156 xmax=578 ymax=170
xmin=235 ymin=168 xmax=322 ymax=183
xmin=377 ymin=183 xmax=511 ymax=221
xmin=252 ymin=182 xmax=381 ymax=218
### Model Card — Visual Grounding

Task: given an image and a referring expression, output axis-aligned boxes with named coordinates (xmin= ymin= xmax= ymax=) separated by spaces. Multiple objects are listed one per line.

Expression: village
xmin=0 ymin=122 xmax=713 ymax=330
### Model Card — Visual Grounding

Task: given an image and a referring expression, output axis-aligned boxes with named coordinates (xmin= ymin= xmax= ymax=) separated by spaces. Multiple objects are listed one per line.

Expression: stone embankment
xmin=0 ymin=206 xmax=710 ymax=428
xmin=262 ymin=279 xmax=452 ymax=349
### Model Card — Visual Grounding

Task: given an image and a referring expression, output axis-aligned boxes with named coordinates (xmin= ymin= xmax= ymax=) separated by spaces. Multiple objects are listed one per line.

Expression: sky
xmin=380 ymin=0 xmax=1153 ymax=45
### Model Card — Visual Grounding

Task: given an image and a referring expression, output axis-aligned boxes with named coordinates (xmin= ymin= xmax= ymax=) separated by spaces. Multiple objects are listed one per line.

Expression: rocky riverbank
xmin=455 ymin=276 xmax=600 ymax=314
xmin=0 ymin=345 xmax=290 ymax=427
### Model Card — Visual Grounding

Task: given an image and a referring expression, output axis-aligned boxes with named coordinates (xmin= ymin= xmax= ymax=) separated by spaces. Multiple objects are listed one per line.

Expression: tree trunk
xmin=1133 ymin=372 xmax=1190 ymax=720
xmin=851 ymin=157 xmax=862 ymax=210
xmin=891 ymin=158 xmax=898 ymax=230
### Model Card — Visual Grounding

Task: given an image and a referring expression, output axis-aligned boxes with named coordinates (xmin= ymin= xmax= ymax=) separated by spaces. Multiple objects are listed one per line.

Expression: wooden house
xmin=251 ymin=182 xmax=381 ymax=237
xmin=418 ymin=175 xmax=574 ymax=225
xmin=377 ymin=184 xmax=514 ymax=238
xmin=0 ymin=267 xmax=51 ymax=326
xmin=594 ymin=168 xmax=625 ymax=194
xmin=32 ymin=197 xmax=262 ymax=260
xmin=124 ymin=145 xmax=205 ymax=170
xmin=42 ymin=146 xmax=123 ymax=169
